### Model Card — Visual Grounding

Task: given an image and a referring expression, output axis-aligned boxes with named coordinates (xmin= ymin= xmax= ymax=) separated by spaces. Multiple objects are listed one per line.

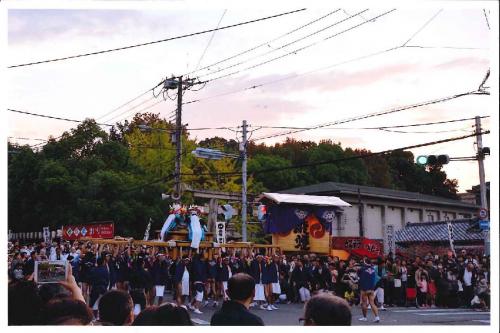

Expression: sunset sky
xmin=5 ymin=4 xmax=496 ymax=192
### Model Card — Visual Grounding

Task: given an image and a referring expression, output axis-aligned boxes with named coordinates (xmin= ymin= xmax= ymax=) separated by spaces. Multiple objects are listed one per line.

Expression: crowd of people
xmin=8 ymin=239 xmax=490 ymax=326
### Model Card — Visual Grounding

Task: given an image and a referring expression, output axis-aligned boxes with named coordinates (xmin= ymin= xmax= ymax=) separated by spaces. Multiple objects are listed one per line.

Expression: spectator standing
xmin=301 ymin=293 xmax=351 ymax=326
xmin=358 ymin=257 xmax=380 ymax=323
xmin=210 ymin=273 xmax=264 ymax=326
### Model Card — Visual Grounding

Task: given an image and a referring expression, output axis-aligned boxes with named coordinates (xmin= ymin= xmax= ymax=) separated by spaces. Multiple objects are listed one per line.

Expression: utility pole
xmin=173 ymin=76 xmax=183 ymax=202
xmin=358 ymin=187 xmax=364 ymax=237
xmin=241 ymin=120 xmax=248 ymax=242
xmin=474 ymin=116 xmax=489 ymax=255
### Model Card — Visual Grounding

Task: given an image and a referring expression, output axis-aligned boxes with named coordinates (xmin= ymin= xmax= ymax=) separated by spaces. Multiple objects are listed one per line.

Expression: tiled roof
xmin=280 ymin=182 xmax=477 ymax=209
xmin=394 ymin=219 xmax=484 ymax=243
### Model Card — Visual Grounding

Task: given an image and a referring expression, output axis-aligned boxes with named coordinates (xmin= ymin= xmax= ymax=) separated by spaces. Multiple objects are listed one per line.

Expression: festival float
xmin=259 ymin=193 xmax=353 ymax=255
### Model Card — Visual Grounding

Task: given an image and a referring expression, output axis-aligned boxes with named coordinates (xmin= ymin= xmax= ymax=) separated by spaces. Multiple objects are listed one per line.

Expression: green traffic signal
xmin=416 ymin=155 xmax=428 ymax=165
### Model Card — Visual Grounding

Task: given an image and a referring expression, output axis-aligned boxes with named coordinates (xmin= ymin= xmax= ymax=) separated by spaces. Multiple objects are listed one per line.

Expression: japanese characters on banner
xmin=215 ymin=221 xmax=226 ymax=244
xmin=385 ymin=225 xmax=395 ymax=255
xmin=62 ymin=222 xmax=114 ymax=240
xmin=42 ymin=227 xmax=51 ymax=243
xmin=331 ymin=237 xmax=382 ymax=258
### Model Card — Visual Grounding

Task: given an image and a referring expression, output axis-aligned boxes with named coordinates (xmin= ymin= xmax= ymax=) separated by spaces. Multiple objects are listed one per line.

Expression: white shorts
xmin=254 ymin=283 xmax=265 ymax=301
xmin=92 ymin=296 xmax=102 ymax=310
xmin=222 ymin=281 xmax=228 ymax=291
xmin=155 ymin=285 xmax=165 ymax=296
xmin=272 ymin=282 xmax=281 ymax=295
xmin=134 ymin=304 xmax=141 ymax=315
xmin=196 ymin=290 xmax=204 ymax=302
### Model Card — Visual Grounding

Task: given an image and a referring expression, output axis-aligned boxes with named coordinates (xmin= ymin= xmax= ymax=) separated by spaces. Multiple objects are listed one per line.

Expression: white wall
xmin=406 ymin=208 xmax=422 ymax=223
xmin=386 ymin=206 xmax=405 ymax=229
xmin=365 ymin=205 xmax=383 ymax=239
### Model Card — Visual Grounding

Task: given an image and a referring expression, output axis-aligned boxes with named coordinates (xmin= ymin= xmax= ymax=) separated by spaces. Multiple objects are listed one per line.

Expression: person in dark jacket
xmin=250 ymin=255 xmax=266 ymax=309
xmin=291 ymin=260 xmax=311 ymax=303
xmin=89 ymin=257 xmax=110 ymax=316
xmin=115 ymin=251 xmax=131 ymax=291
xmin=206 ymin=257 xmax=218 ymax=306
xmin=263 ymin=256 xmax=280 ymax=311
xmin=129 ymin=257 xmax=153 ymax=314
xmin=151 ymin=253 xmax=170 ymax=305
xmin=174 ymin=257 xmax=191 ymax=306
xmin=311 ymin=259 xmax=332 ymax=292
xmin=189 ymin=253 xmax=208 ymax=314
xmin=211 ymin=273 xmax=264 ymax=326
xmin=217 ymin=257 xmax=234 ymax=302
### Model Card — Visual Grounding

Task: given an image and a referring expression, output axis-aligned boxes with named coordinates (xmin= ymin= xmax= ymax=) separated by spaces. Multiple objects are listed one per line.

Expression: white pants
xmin=299 ymin=287 xmax=311 ymax=302
xmin=155 ymin=285 xmax=165 ymax=297
xmin=375 ymin=287 xmax=384 ymax=305
xmin=254 ymin=284 xmax=266 ymax=301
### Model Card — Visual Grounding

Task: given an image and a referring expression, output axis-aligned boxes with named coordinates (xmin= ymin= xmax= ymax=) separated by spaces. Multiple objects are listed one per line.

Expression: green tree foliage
xmin=8 ymin=114 xmax=459 ymax=236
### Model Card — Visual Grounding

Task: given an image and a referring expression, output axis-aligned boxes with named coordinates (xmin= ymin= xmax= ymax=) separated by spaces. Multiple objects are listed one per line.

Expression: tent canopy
xmin=262 ymin=192 xmax=351 ymax=207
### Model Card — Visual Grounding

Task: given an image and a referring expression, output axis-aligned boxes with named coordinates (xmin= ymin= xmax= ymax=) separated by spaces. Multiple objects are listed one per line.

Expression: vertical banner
xmin=144 ymin=218 xmax=152 ymax=241
xmin=447 ymin=221 xmax=456 ymax=257
xmin=385 ymin=225 xmax=394 ymax=255
xmin=215 ymin=221 xmax=226 ymax=244
xmin=43 ymin=227 xmax=51 ymax=244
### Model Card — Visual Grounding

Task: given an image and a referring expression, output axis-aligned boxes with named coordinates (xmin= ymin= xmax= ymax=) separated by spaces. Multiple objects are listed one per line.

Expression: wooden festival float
xmin=258 ymin=193 xmax=352 ymax=256
xmin=80 ymin=204 xmax=280 ymax=259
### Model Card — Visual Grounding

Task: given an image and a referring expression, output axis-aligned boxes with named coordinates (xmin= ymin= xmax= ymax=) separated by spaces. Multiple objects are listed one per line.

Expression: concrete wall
xmin=365 ymin=204 xmax=383 ymax=239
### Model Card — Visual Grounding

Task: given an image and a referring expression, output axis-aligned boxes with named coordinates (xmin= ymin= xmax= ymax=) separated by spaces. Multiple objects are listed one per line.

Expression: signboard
xmin=215 ymin=221 xmax=226 ymax=244
xmin=43 ymin=227 xmax=51 ymax=243
xmin=385 ymin=225 xmax=395 ymax=255
xmin=62 ymin=222 xmax=114 ymax=240
xmin=478 ymin=208 xmax=488 ymax=220
xmin=331 ymin=237 xmax=382 ymax=258
xmin=446 ymin=221 xmax=456 ymax=256
xmin=479 ymin=220 xmax=490 ymax=230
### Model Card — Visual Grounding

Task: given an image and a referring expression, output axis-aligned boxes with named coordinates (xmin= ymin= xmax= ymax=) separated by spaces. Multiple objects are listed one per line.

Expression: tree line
xmin=8 ymin=113 xmax=458 ymax=237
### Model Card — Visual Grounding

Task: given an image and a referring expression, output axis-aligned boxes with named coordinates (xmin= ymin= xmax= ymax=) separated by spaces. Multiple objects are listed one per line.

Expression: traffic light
xmin=416 ymin=154 xmax=450 ymax=166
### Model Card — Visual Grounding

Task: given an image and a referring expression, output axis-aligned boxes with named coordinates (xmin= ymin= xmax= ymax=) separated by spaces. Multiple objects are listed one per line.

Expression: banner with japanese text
xmin=62 ymin=222 xmax=114 ymax=240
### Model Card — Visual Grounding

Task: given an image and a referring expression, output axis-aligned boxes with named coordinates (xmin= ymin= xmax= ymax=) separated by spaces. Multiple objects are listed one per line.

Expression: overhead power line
xmin=252 ymin=89 xmax=488 ymax=141
xmin=183 ymin=9 xmax=342 ymax=77
xmin=195 ymin=9 xmax=366 ymax=80
xmin=199 ymin=9 xmax=396 ymax=84
xmin=8 ymin=8 xmax=306 ymax=69
xmin=252 ymin=115 xmax=489 ymax=131
xmin=179 ymin=130 xmax=490 ymax=178
xmin=7 ymin=108 xmax=114 ymax=127
xmin=192 ymin=9 xmax=228 ymax=73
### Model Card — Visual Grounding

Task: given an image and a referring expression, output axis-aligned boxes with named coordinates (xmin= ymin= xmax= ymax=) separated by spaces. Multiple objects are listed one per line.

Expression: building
xmin=458 ymin=182 xmax=490 ymax=211
xmin=280 ymin=182 xmax=479 ymax=254
xmin=394 ymin=219 xmax=484 ymax=257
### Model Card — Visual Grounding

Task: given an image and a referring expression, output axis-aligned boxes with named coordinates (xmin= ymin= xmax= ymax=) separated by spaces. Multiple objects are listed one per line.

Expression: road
xmin=186 ymin=302 xmax=490 ymax=326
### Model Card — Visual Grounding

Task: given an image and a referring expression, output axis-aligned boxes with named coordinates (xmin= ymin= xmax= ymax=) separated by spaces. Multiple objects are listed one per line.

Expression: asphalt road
xmin=186 ymin=302 xmax=491 ymax=326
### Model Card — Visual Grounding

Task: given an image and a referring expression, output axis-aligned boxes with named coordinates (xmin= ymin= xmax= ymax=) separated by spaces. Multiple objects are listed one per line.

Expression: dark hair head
xmin=98 ymin=290 xmax=134 ymax=325
xmin=227 ymin=273 xmax=255 ymax=301
xmin=304 ymin=293 xmax=351 ymax=326
xmin=8 ymin=280 xmax=43 ymax=325
xmin=132 ymin=303 xmax=192 ymax=326
xmin=132 ymin=306 xmax=158 ymax=325
xmin=38 ymin=283 xmax=71 ymax=304
xmin=42 ymin=297 xmax=94 ymax=325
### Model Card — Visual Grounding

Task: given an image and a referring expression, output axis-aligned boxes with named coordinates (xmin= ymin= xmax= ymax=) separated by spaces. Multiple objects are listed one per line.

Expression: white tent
xmin=262 ymin=192 xmax=351 ymax=207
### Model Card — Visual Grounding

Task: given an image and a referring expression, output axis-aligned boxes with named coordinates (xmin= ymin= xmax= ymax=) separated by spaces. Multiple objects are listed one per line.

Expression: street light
xmin=191 ymin=146 xmax=246 ymax=240
xmin=191 ymin=147 xmax=239 ymax=160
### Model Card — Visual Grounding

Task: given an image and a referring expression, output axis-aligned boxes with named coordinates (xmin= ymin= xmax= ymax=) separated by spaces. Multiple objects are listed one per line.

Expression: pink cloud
xmin=432 ymin=56 xmax=489 ymax=70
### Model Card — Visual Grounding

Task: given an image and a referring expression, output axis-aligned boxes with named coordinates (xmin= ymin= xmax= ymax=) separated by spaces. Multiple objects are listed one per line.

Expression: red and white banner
xmin=331 ymin=237 xmax=382 ymax=258
xmin=62 ymin=222 xmax=114 ymax=240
